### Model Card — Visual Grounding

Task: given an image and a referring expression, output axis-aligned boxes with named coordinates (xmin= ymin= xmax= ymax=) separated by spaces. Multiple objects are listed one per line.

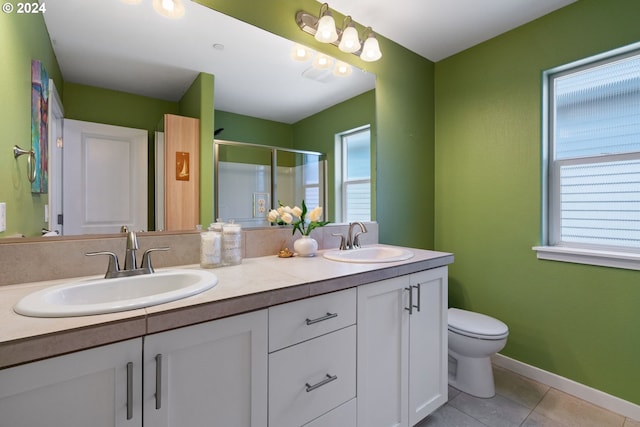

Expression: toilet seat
xmin=448 ymin=308 xmax=509 ymax=340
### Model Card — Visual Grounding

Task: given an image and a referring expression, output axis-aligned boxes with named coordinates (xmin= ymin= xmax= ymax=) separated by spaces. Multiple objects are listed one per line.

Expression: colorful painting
xmin=31 ymin=60 xmax=49 ymax=193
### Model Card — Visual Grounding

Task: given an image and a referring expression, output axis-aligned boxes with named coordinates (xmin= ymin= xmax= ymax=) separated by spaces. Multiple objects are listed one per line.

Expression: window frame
xmin=335 ymin=125 xmax=372 ymax=223
xmin=534 ymin=41 xmax=640 ymax=270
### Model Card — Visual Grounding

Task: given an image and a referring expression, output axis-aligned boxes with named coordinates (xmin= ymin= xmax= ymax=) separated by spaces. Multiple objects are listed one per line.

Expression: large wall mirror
xmin=5 ymin=0 xmax=375 ymax=240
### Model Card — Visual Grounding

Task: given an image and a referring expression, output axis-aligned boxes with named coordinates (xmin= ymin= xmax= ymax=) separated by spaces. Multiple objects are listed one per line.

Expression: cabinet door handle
xmin=305 ymin=312 xmax=338 ymax=325
xmin=412 ymin=284 xmax=421 ymax=312
xmin=305 ymin=374 xmax=338 ymax=392
xmin=126 ymin=362 xmax=134 ymax=420
xmin=155 ymin=354 xmax=163 ymax=410
xmin=405 ymin=287 xmax=413 ymax=315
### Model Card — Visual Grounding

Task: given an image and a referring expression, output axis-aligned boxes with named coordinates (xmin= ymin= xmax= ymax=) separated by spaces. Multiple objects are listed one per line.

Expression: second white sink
xmin=14 ymin=269 xmax=218 ymax=318
xmin=323 ymin=246 xmax=414 ymax=263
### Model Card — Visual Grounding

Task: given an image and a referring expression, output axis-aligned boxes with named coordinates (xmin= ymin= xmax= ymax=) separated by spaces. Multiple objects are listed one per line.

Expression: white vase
xmin=294 ymin=235 xmax=318 ymax=257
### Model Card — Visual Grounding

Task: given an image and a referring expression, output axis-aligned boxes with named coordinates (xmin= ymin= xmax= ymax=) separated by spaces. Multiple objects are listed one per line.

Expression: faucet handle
xmin=352 ymin=232 xmax=364 ymax=249
xmin=86 ymin=251 xmax=121 ymax=278
xmin=141 ymin=247 xmax=170 ymax=274
xmin=331 ymin=233 xmax=347 ymax=250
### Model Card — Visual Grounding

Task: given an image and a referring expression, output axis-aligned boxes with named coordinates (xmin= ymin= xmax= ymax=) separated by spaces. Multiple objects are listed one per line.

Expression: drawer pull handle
xmin=126 ymin=362 xmax=134 ymax=420
xmin=155 ymin=354 xmax=163 ymax=410
xmin=305 ymin=312 xmax=338 ymax=325
xmin=305 ymin=374 xmax=338 ymax=392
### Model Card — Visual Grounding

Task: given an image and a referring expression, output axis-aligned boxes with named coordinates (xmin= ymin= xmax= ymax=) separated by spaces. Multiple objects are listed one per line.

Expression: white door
xmin=408 ymin=267 xmax=449 ymax=425
xmin=47 ymin=80 xmax=64 ymax=235
xmin=143 ymin=310 xmax=268 ymax=427
xmin=0 ymin=339 xmax=142 ymax=427
xmin=63 ymin=119 xmax=148 ymax=235
xmin=357 ymin=276 xmax=410 ymax=427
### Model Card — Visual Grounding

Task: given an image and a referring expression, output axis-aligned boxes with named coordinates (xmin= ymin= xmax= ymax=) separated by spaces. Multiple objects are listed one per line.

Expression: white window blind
xmin=341 ymin=128 xmax=371 ymax=222
xmin=549 ymin=50 xmax=640 ymax=252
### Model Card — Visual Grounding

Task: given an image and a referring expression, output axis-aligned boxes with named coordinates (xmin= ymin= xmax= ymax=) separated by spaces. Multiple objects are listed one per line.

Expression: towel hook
xmin=13 ymin=145 xmax=37 ymax=183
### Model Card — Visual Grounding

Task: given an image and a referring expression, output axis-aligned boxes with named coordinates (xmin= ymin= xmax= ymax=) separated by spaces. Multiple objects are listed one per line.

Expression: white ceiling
xmin=41 ymin=0 xmax=576 ymax=124
xmin=325 ymin=0 xmax=577 ymax=61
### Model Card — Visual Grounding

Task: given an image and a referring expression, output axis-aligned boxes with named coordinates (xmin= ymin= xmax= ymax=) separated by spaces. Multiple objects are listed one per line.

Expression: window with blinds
xmin=339 ymin=127 xmax=371 ymax=223
xmin=548 ymin=50 xmax=640 ymax=252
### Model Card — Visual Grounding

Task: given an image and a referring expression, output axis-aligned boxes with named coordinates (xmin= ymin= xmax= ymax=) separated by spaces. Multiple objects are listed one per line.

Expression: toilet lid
xmin=448 ymin=308 xmax=509 ymax=339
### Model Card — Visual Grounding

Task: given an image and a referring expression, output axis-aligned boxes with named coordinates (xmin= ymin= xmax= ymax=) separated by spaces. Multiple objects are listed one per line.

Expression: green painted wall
xmin=0 ymin=5 xmax=62 ymax=237
xmin=214 ymin=110 xmax=294 ymax=148
xmin=293 ymin=90 xmax=376 ymax=221
xmin=434 ymin=0 xmax=640 ymax=405
xmin=178 ymin=73 xmax=215 ymax=225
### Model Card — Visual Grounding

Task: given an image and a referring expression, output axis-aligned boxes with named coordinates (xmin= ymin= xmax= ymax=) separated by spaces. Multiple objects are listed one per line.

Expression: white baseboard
xmin=492 ymin=353 xmax=640 ymax=421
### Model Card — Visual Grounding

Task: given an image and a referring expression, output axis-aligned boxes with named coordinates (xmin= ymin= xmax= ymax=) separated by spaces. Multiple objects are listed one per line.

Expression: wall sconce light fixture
xmin=295 ymin=3 xmax=382 ymax=62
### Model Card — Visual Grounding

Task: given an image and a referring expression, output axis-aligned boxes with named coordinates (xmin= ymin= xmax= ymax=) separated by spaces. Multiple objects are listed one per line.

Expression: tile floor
xmin=418 ymin=365 xmax=640 ymax=427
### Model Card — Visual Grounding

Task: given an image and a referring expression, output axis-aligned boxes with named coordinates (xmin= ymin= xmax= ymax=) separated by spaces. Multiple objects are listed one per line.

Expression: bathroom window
xmin=536 ymin=43 xmax=640 ymax=269
xmin=336 ymin=126 xmax=371 ymax=222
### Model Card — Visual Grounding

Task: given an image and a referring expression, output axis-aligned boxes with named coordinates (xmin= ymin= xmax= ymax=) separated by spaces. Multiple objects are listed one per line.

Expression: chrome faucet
xmin=333 ymin=222 xmax=368 ymax=250
xmin=86 ymin=231 xmax=170 ymax=278
xmin=347 ymin=221 xmax=367 ymax=249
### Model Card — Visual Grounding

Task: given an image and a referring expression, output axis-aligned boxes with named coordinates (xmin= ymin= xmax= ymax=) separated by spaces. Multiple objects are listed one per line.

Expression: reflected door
xmin=62 ymin=119 xmax=148 ymax=235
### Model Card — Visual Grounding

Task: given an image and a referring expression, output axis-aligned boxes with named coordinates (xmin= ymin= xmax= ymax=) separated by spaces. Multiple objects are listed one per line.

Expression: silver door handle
xmin=305 ymin=312 xmax=338 ymax=325
xmin=405 ymin=287 xmax=413 ymax=315
xmin=305 ymin=374 xmax=338 ymax=392
xmin=126 ymin=362 xmax=134 ymax=420
xmin=155 ymin=354 xmax=163 ymax=410
xmin=412 ymin=284 xmax=421 ymax=312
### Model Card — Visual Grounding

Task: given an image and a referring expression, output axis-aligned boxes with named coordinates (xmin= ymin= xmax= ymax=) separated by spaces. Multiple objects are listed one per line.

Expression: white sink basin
xmin=14 ymin=269 xmax=218 ymax=318
xmin=323 ymin=246 xmax=414 ymax=263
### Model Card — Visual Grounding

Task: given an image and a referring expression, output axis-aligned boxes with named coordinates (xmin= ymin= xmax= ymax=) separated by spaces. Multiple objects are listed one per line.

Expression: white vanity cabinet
xmin=0 ymin=338 xmax=143 ymax=427
xmin=143 ymin=309 xmax=268 ymax=427
xmin=268 ymin=288 xmax=357 ymax=427
xmin=357 ymin=267 xmax=448 ymax=427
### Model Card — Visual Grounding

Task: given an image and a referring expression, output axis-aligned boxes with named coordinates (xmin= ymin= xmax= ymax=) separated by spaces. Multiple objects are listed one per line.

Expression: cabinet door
xmin=143 ymin=310 xmax=268 ymax=427
xmin=357 ymin=276 xmax=410 ymax=427
xmin=408 ymin=267 xmax=448 ymax=425
xmin=0 ymin=338 xmax=142 ymax=427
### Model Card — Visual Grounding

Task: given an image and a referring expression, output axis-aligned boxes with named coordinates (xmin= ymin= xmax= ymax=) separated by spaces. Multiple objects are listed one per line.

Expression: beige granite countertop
xmin=0 ymin=245 xmax=453 ymax=369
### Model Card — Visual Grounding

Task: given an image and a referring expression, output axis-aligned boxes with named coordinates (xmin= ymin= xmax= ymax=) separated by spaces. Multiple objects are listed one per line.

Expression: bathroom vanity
xmin=0 ymin=245 xmax=452 ymax=427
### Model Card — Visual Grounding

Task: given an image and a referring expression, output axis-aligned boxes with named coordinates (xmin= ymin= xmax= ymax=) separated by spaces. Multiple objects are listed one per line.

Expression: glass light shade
xmin=361 ymin=34 xmax=382 ymax=62
xmin=315 ymin=14 xmax=338 ymax=43
xmin=291 ymin=44 xmax=312 ymax=61
xmin=153 ymin=0 xmax=184 ymax=18
xmin=333 ymin=61 xmax=353 ymax=77
xmin=338 ymin=26 xmax=361 ymax=53
xmin=312 ymin=53 xmax=334 ymax=70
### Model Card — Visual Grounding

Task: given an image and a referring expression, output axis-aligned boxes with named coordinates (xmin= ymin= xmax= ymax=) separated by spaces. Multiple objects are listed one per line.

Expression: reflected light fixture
xmin=295 ymin=3 xmax=381 ymax=61
xmin=333 ymin=61 xmax=353 ymax=77
xmin=312 ymin=53 xmax=334 ymax=70
xmin=153 ymin=0 xmax=185 ymax=19
xmin=291 ymin=43 xmax=313 ymax=61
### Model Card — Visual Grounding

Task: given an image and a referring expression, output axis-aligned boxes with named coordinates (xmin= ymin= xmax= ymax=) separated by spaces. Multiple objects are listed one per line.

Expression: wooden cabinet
xmin=268 ymin=288 xmax=357 ymax=427
xmin=143 ymin=309 xmax=268 ymax=427
xmin=0 ymin=338 xmax=142 ymax=427
xmin=357 ymin=267 xmax=448 ymax=427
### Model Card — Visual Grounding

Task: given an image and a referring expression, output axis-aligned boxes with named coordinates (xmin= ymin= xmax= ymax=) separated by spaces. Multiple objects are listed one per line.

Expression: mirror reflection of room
xmin=3 ymin=0 xmax=375 ymax=239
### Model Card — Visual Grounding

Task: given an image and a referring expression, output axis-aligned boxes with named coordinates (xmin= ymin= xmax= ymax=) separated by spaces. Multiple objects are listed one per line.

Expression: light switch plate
xmin=0 ymin=202 xmax=6 ymax=232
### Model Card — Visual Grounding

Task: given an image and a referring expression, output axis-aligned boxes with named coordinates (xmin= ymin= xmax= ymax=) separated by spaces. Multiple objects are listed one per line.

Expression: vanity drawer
xmin=268 ymin=325 xmax=356 ymax=427
xmin=303 ymin=398 xmax=356 ymax=427
xmin=269 ymin=288 xmax=356 ymax=352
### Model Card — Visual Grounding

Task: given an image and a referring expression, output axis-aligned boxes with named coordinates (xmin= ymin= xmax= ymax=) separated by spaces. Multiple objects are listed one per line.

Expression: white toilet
xmin=447 ymin=308 xmax=509 ymax=398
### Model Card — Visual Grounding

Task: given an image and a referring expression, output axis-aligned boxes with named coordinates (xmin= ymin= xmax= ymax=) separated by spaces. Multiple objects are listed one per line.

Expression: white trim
xmin=492 ymin=353 xmax=640 ymax=421
xmin=532 ymin=246 xmax=640 ymax=271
